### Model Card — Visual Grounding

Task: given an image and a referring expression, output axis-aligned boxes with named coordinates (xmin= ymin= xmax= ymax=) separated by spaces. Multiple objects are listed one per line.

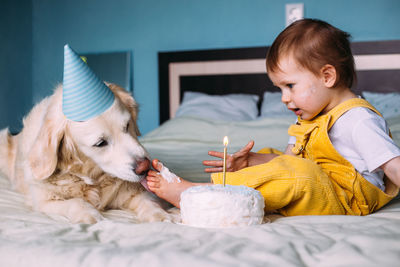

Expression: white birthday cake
xmin=180 ymin=184 xmax=265 ymax=228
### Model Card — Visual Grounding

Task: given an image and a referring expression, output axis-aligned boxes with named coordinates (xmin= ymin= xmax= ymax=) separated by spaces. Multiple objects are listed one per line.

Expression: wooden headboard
xmin=158 ymin=40 xmax=400 ymax=124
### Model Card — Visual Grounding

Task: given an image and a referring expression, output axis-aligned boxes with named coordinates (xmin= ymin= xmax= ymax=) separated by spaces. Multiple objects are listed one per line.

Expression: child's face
xmin=268 ymin=55 xmax=336 ymax=120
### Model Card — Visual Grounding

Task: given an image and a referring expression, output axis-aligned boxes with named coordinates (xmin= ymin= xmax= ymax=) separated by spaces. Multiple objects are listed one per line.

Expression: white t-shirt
xmin=288 ymin=107 xmax=400 ymax=191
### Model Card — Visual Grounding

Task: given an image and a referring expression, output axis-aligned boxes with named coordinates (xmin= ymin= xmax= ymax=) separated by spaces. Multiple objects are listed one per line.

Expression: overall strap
xmin=289 ymin=98 xmax=382 ymax=156
xmin=326 ymin=98 xmax=382 ymax=130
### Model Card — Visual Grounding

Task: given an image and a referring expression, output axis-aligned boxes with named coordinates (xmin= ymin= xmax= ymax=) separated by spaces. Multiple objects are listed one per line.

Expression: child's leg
xmin=146 ymin=159 xmax=211 ymax=208
xmin=212 ymin=155 xmax=345 ymax=216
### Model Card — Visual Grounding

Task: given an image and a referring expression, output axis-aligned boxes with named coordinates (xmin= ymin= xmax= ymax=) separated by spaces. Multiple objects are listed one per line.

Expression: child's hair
xmin=266 ymin=18 xmax=356 ymax=88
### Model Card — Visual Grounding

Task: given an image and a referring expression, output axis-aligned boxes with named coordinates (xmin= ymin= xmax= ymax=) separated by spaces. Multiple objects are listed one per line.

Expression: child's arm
xmin=203 ymin=141 xmax=294 ymax=173
xmin=247 ymin=143 xmax=295 ymax=165
xmin=381 ymin=156 xmax=400 ymax=188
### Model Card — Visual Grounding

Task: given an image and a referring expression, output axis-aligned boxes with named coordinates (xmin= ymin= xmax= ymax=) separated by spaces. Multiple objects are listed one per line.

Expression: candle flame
xmin=223 ymin=136 xmax=229 ymax=146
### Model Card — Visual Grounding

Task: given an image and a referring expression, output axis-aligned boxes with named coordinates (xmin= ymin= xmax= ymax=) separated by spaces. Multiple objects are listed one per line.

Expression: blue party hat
xmin=62 ymin=44 xmax=114 ymax=121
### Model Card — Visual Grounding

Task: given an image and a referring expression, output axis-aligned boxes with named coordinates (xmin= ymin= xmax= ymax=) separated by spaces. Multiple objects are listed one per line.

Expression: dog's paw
xmin=39 ymin=198 xmax=104 ymax=224
xmin=124 ymin=192 xmax=181 ymax=223
xmin=67 ymin=199 xmax=104 ymax=224
xmin=138 ymin=208 xmax=178 ymax=223
xmin=167 ymin=207 xmax=181 ymax=223
xmin=144 ymin=210 xmax=171 ymax=223
xmin=71 ymin=209 xmax=104 ymax=224
xmin=152 ymin=209 xmax=181 ymax=223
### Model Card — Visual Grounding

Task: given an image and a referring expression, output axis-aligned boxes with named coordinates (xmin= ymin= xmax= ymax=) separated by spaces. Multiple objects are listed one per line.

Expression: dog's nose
xmin=133 ymin=158 xmax=150 ymax=176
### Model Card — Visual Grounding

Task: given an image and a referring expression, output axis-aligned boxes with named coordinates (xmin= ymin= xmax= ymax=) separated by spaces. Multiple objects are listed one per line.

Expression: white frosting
xmin=180 ymin=185 xmax=265 ymax=228
xmin=158 ymin=163 xmax=181 ymax=183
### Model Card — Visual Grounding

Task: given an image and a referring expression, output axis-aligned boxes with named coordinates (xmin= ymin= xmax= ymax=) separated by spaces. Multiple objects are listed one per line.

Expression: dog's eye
xmin=124 ymin=122 xmax=130 ymax=133
xmin=93 ymin=139 xmax=108 ymax=147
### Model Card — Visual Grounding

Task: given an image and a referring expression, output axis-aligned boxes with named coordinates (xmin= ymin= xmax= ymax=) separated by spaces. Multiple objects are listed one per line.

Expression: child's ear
xmin=320 ymin=64 xmax=337 ymax=88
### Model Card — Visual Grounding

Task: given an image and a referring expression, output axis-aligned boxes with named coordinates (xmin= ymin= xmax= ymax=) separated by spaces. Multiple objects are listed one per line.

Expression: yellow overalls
xmin=212 ymin=98 xmax=399 ymax=216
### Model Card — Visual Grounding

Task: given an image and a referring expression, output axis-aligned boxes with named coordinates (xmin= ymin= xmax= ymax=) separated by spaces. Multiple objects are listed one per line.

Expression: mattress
xmin=1 ymin=115 xmax=400 ymax=266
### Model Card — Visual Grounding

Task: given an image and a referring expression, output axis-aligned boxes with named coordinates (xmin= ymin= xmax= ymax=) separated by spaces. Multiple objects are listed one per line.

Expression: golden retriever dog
xmin=0 ymin=83 xmax=176 ymax=224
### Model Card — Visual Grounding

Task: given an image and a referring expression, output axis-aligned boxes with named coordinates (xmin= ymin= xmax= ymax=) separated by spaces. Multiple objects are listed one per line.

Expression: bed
xmin=1 ymin=40 xmax=400 ymax=266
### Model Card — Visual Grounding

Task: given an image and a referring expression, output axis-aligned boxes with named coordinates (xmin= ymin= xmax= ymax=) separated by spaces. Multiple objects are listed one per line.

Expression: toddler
xmin=146 ymin=19 xmax=400 ymax=216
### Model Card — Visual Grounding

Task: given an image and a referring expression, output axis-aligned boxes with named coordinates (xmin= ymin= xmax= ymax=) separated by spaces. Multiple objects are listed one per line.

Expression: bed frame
xmin=158 ymin=40 xmax=400 ymax=124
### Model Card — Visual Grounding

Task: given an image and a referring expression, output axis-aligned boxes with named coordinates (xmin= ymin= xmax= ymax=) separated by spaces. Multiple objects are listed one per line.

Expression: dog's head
xmin=29 ymin=84 xmax=150 ymax=182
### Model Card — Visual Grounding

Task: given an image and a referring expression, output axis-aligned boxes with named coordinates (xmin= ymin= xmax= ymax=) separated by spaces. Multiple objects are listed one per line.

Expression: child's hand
xmin=203 ymin=141 xmax=255 ymax=173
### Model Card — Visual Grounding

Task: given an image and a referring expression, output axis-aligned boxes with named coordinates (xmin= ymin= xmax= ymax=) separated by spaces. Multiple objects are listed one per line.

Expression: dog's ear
xmin=28 ymin=91 xmax=66 ymax=180
xmin=107 ymin=83 xmax=141 ymax=136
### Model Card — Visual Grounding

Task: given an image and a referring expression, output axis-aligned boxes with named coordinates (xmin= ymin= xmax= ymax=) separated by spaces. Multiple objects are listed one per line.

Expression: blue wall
xmin=0 ymin=0 xmax=32 ymax=133
xmin=2 ymin=0 xmax=400 ymax=134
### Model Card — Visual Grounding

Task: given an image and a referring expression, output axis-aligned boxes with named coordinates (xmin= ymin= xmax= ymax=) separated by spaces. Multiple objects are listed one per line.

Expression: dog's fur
xmin=0 ymin=84 xmax=175 ymax=223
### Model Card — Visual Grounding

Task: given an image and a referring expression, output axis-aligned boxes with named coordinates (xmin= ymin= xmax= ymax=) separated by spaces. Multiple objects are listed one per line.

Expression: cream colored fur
xmin=0 ymin=84 xmax=176 ymax=223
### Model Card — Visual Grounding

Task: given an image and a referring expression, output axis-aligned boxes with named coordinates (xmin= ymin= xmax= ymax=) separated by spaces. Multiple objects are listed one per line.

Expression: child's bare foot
xmin=146 ymin=159 xmax=207 ymax=208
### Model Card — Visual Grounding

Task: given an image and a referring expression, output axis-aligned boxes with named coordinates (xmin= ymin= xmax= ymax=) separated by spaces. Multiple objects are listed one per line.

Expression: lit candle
xmin=223 ymin=136 xmax=229 ymax=187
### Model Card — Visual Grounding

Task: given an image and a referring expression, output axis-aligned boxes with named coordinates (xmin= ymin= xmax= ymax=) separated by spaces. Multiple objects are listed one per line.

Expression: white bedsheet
xmin=1 ymin=171 xmax=400 ymax=266
xmin=1 ymin=115 xmax=400 ymax=266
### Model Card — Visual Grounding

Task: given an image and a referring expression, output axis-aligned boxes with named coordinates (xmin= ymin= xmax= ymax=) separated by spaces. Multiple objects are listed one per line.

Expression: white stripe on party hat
xmin=63 ymin=44 xmax=114 ymax=121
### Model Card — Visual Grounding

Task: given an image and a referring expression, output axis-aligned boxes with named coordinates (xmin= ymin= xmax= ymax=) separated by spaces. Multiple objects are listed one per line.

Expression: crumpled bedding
xmin=1 ymin=115 xmax=400 ymax=267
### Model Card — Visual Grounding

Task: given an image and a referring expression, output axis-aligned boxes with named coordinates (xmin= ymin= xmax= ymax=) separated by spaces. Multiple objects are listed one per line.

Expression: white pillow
xmin=175 ymin=91 xmax=259 ymax=121
xmin=362 ymin=91 xmax=400 ymax=119
xmin=260 ymin=91 xmax=295 ymax=117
